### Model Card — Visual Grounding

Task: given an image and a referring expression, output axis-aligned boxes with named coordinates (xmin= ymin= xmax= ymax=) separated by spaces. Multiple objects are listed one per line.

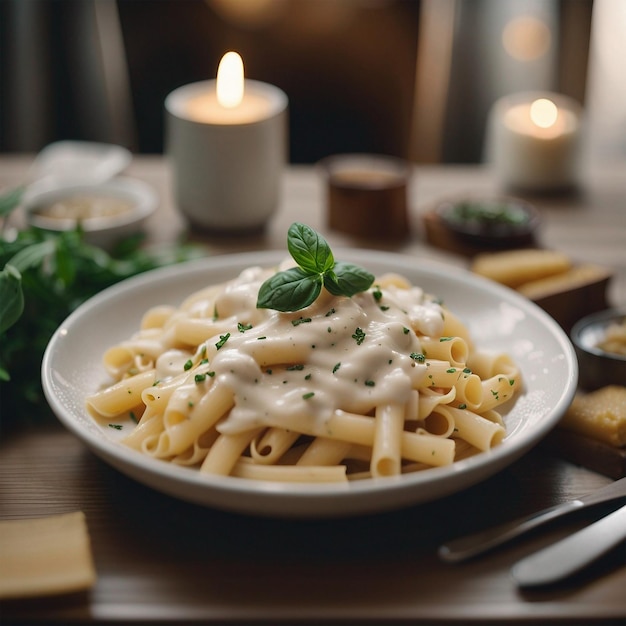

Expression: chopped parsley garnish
xmin=364 ymin=380 xmax=376 ymax=387
xmin=194 ymin=373 xmax=207 ymax=383
xmin=287 ymin=364 xmax=304 ymax=371
xmin=352 ymin=327 xmax=366 ymax=345
xmin=332 ymin=362 xmax=341 ymax=373
xmin=410 ymin=352 xmax=426 ymax=363
xmin=108 ymin=424 xmax=123 ymax=430
xmin=303 ymin=392 xmax=315 ymax=400
xmin=215 ymin=333 xmax=230 ymax=350
xmin=237 ymin=322 xmax=253 ymax=332
xmin=291 ymin=317 xmax=312 ymax=326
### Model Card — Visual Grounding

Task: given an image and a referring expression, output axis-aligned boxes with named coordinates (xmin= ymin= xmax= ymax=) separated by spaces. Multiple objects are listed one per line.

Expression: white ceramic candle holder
xmin=165 ymin=79 xmax=288 ymax=232
xmin=485 ymin=91 xmax=582 ymax=193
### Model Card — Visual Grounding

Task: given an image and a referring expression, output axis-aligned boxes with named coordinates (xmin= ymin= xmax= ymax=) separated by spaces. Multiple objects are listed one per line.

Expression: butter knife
xmin=438 ymin=477 xmax=626 ymax=563
xmin=511 ymin=504 xmax=626 ymax=587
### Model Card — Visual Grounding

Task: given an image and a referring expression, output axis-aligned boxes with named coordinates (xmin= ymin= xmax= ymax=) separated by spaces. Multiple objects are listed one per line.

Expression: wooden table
xmin=1 ymin=156 xmax=625 ymax=624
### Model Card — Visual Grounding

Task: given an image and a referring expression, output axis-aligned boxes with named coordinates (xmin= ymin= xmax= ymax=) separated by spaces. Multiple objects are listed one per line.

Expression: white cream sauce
xmin=154 ymin=266 xmax=445 ymax=436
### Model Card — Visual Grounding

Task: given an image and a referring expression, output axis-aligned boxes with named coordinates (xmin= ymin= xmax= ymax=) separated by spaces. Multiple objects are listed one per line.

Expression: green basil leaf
xmin=0 ymin=186 xmax=24 ymax=218
xmin=6 ymin=240 xmax=55 ymax=273
xmin=256 ymin=224 xmax=374 ymax=312
xmin=0 ymin=264 xmax=24 ymax=334
xmin=324 ymin=261 xmax=374 ymax=297
xmin=257 ymin=266 xmax=322 ymax=312
xmin=287 ymin=222 xmax=334 ymax=274
xmin=54 ymin=240 xmax=77 ymax=288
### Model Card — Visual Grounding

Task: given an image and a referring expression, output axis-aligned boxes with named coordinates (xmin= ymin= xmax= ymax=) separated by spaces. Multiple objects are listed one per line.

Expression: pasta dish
xmin=87 ymin=269 xmax=521 ymax=483
xmin=87 ymin=228 xmax=521 ymax=483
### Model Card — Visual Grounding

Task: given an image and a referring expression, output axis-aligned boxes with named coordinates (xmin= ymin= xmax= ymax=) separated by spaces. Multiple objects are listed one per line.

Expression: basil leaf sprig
xmin=257 ymin=223 xmax=374 ymax=312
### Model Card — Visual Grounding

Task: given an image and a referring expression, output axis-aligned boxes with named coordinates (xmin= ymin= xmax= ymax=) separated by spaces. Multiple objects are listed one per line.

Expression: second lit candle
xmin=485 ymin=91 xmax=582 ymax=192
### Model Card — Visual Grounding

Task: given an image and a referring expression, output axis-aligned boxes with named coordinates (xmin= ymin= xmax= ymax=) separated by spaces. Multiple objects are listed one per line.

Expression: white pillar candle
xmin=486 ymin=92 xmax=582 ymax=192
xmin=165 ymin=52 xmax=288 ymax=232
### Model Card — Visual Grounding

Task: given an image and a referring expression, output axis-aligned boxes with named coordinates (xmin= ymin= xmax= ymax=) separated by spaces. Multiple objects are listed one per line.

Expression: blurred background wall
xmin=1 ymin=0 xmax=620 ymax=165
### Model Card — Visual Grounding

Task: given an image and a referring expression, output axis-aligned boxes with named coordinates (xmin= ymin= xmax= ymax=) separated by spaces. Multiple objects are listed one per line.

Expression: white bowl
xmin=42 ymin=250 xmax=577 ymax=518
xmin=25 ymin=177 xmax=158 ymax=250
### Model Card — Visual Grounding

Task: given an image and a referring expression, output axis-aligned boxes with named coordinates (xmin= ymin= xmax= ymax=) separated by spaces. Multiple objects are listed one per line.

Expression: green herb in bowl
xmin=436 ymin=197 xmax=540 ymax=247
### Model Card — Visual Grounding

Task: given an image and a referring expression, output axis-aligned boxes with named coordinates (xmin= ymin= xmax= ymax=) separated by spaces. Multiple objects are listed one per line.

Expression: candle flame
xmin=217 ymin=51 xmax=244 ymax=108
xmin=530 ymin=98 xmax=558 ymax=129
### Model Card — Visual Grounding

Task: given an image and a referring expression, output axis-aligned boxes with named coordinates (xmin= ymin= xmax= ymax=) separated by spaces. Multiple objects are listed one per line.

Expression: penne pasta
xmin=250 ymin=428 xmax=300 ymax=464
xmin=232 ymin=459 xmax=348 ymax=482
xmin=440 ymin=405 xmax=506 ymax=450
xmin=296 ymin=437 xmax=352 ymax=467
xmin=420 ymin=336 xmax=469 ymax=368
xmin=371 ymin=404 xmax=405 ymax=477
xmin=88 ymin=260 xmax=521 ymax=482
xmin=140 ymin=305 xmax=177 ymax=330
xmin=200 ymin=429 xmax=262 ymax=476
xmin=86 ymin=369 xmax=156 ymax=418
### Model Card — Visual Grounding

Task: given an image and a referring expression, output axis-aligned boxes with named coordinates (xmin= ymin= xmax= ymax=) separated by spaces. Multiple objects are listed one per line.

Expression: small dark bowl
xmin=570 ymin=308 xmax=626 ymax=390
xmin=435 ymin=197 xmax=540 ymax=248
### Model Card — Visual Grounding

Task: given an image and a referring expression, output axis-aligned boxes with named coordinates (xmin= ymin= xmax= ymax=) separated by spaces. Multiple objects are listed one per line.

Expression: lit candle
xmin=165 ymin=52 xmax=288 ymax=231
xmin=486 ymin=92 xmax=582 ymax=192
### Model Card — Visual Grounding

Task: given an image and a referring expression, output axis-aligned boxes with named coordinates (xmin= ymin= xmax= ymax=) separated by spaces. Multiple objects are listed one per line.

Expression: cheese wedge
xmin=0 ymin=511 xmax=96 ymax=599
xmin=559 ymin=386 xmax=626 ymax=448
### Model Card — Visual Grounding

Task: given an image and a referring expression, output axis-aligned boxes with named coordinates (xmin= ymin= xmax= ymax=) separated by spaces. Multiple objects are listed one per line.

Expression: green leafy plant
xmin=0 ymin=187 xmax=203 ymax=421
xmin=0 ymin=264 xmax=23 ymax=336
xmin=257 ymin=222 xmax=374 ymax=312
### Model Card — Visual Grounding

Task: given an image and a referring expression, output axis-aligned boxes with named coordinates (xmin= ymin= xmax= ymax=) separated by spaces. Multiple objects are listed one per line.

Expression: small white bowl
xmin=25 ymin=177 xmax=158 ymax=250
